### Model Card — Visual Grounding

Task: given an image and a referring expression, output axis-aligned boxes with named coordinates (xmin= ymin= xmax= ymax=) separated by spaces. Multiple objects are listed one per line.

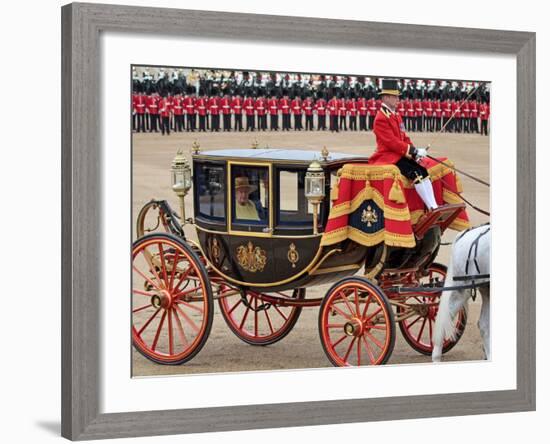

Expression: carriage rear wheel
xmin=319 ymin=277 xmax=395 ymax=367
xmin=397 ymin=263 xmax=467 ymax=356
xmin=218 ymin=288 xmax=305 ymax=346
xmin=132 ymin=233 xmax=213 ymax=365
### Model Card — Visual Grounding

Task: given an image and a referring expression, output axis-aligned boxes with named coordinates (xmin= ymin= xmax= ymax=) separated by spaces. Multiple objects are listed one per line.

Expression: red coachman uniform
xmin=370 ymin=104 xmax=413 ymax=165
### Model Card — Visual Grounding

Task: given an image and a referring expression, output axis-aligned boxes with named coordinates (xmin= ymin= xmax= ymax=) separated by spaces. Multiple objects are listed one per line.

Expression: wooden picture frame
xmin=61 ymin=2 xmax=535 ymax=440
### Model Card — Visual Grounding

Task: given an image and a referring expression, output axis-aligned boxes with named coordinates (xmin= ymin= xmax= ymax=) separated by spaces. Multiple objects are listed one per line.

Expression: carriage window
xmin=277 ymin=168 xmax=315 ymax=225
xmin=195 ymin=163 xmax=225 ymax=220
xmin=231 ymin=165 xmax=269 ymax=225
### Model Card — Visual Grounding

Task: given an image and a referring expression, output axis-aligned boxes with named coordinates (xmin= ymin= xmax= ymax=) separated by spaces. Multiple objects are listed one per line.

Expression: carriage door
xmin=227 ymin=162 xmax=274 ymax=282
xmin=228 ymin=162 xmax=272 ymax=234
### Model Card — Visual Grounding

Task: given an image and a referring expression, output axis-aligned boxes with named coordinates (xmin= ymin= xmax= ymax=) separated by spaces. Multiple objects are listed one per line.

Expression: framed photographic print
xmin=61 ymin=2 xmax=535 ymax=440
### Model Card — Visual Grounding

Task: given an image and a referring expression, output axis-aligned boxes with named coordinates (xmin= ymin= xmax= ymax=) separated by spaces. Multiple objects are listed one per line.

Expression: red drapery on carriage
xmin=321 ymin=157 xmax=470 ymax=249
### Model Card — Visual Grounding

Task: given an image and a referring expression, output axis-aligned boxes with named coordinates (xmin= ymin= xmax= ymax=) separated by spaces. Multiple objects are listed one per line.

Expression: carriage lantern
xmin=171 ymin=149 xmax=192 ymax=224
xmin=305 ymin=160 xmax=325 ymax=234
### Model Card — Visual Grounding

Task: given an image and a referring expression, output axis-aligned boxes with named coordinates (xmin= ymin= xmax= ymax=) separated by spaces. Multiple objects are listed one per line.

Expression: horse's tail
xmin=434 ymin=240 xmax=469 ymax=345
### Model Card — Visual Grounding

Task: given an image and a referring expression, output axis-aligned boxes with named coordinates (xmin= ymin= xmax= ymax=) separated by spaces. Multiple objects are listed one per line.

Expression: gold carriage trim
xmin=329 ymin=187 xmax=412 ymax=221
xmin=320 ymin=226 xmax=416 ymax=248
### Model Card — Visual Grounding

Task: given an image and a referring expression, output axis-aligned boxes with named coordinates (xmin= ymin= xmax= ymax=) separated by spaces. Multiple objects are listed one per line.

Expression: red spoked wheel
xmin=397 ymin=263 xmax=467 ymax=356
xmin=132 ymin=233 xmax=213 ymax=365
xmin=319 ymin=277 xmax=395 ymax=367
xmin=218 ymin=288 xmax=305 ymax=346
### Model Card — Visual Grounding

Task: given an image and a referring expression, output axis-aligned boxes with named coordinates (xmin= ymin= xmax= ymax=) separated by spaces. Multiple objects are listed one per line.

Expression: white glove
xmin=415 ymin=148 xmax=428 ymax=158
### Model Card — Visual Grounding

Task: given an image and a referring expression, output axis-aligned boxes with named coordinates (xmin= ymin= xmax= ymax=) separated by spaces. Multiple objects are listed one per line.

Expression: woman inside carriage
xmin=370 ymin=78 xmax=441 ymax=212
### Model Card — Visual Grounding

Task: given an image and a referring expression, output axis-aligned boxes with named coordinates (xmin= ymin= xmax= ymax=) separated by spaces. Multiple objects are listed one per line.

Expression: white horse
xmin=432 ymin=224 xmax=491 ymax=362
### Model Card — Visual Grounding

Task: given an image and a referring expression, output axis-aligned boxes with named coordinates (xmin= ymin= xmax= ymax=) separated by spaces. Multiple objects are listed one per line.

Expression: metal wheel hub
xmin=151 ymin=290 xmax=173 ymax=309
xmin=344 ymin=318 xmax=364 ymax=337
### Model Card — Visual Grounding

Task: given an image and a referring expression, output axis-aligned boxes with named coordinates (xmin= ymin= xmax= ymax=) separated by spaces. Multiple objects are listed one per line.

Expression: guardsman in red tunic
xmin=424 ymin=98 xmax=433 ymax=132
xmin=208 ymin=92 xmax=220 ymax=132
xmin=303 ymin=94 xmax=314 ymax=131
xmin=357 ymin=94 xmax=368 ymax=131
xmin=450 ymin=99 xmax=460 ymax=133
xmin=232 ymin=94 xmax=243 ymax=131
xmin=268 ymin=94 xmax=280 ymax=131
xmin=183 ymin=92 xmax=195 ymax=132
xmin=469 ymin=99 xmax=479 ymax=133
xmin=243 ymin=94 xmax=256 ymax=131
xmin=371 ymin=78 xmax=438 ymax=210
xmin=414 ymin=98 xmax=424 ymax=132
xmin=132 ymin=92 xmax=138 ymax=131
xmin=255 ymin=94 xmax=267 ymax=131
xmin=434 ymin=99 xmax=442 ymax=131
xmin=291 ymin=95 xmax=303 ymax=130
xmin=480 ymin=101 xmax=490 ymax=135
xmin=158 ymin=93 xmax=172 ymax=136
xmin=443 ymin=99 xmax=452 ymax=132
xmin=327 ymin=95 xmax=339 ymax=132
xmin=147 ymin=92 xmax=160 ymax=133
xmin=367 ymin=97 xmax=377 ymax=130
xmin=315 ymin=93 xmax=327 ymax=131
xmin=171 ymin=93 xmax=184 ymax=132
xmin=406 ymin=98 xmax=415 ymax=131
xmin=347 ymin=95 xmax=358 ymax=131
xmin=196 ymin=93 xmax=208 ymax=132
xmin=134 ymin=91 xmax=147 ymax=133
xmin=338 ymin=94 xmax=348 ymax=131
xmin=461 ymin=100 xmax=470 ymax=133
xmin=397 ymin=98 xmax=406 ymax=127
xmin=280 ymin=92 xmax=291 ymax=131
xmin=220 ymin=93 xmax=232 ymax=132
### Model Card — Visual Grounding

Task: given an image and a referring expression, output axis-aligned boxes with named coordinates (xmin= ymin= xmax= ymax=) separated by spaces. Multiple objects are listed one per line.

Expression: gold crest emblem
xmin=361 ymin=205 xmax=378 ymax=227
xmin=287 ymin=243 xmax=299 ymax=268
xmin=236 ymin=241 xmax=267 ymax=272
xmin=211 ymin=238 xmax=221 ymax=263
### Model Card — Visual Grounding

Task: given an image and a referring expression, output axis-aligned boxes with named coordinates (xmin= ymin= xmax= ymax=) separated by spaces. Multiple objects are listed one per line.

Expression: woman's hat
xmin=380 ymin=78 xmax=401 ymax=96
xmin=234 ymin=176 xmax=257 ymax=194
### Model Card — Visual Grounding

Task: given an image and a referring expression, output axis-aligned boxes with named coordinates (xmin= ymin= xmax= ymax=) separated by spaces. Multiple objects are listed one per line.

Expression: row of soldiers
xmin=132 ymin=91 xmax=490 ymax=136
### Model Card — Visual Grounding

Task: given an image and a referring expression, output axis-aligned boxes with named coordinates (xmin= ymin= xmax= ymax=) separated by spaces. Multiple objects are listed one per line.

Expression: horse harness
xmin=454 ymin=223 xmax=491 ymax=300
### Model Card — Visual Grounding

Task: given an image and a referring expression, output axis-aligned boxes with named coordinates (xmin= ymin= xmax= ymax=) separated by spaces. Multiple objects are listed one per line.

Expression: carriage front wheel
xmin=132 ymin=233 xmax=213 ymax=365
xmin=319 ymin=277 xmax=395 ymax=366
xmin=397 ymin=263 xmax=467 ymax=356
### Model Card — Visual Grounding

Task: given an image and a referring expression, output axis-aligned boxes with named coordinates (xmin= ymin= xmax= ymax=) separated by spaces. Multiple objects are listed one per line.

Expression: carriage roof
xmin=193 ymin=148 xmax=367 ymax=165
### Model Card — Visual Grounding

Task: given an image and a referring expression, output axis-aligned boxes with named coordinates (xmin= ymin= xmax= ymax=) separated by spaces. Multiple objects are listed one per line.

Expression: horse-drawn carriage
xmin=132 ymin=145 xmax=469 ymax=367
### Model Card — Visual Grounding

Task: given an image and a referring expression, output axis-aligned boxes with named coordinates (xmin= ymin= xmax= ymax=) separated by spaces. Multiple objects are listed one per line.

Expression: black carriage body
xmin=192 ymin=149 xmax=370 ymax=291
